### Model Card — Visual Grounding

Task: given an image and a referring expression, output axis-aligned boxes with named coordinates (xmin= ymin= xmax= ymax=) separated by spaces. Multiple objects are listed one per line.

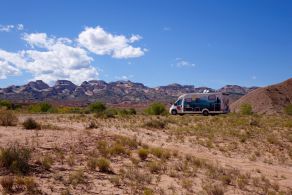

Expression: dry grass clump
xmin=0 ymin=143 xmax=31 ymax=174
xmin=68 ymin=169 xmax=86 ymax=186
xmin=147 ymin=161 xmax=163 ymax=173
xmin=39 ymin=155 xmax=54 ymax=170
xmin=202 ymin=182 xmax=224 ymax=195
xmin=96 ymin=157 xmax=111 ymax=172
xmin=22 ymin=117 xmax=41 ymax=130
xmin=150 ymin=147 xmax=171 ymax=160
xmin=87 ymin=157 xmax=98 ymax=170
xmin=138 ymin=148 xmax=149 ymax=161
xmin=1 ymin=176 xmax=14 ymax=193
xmin=1 ymin=176 xmax=40 ymax=194
xmin=0 ymin=110 xmax=18 ymax=126
xmin=143 ymin=119 xmax=166 ymax=129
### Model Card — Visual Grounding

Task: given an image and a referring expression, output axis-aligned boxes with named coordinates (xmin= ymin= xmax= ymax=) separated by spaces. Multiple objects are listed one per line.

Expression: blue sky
xmin=0 ymin=0 xmax=291 ymax=89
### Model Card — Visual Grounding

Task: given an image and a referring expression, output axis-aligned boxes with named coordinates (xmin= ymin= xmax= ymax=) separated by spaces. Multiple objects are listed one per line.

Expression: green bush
xmin=116 ymin=108 xmax=137 ymax=116
xmin=89 ymin=101 xmax=106 ymax=113
xmin=22 ymin=118 xmax=41 ymax=130
xmin=284 ymin=104 xmax=292 ymax=115
xmin=29 ymin=102 xmax=55 ymax=113
xmin=145 ymin=102 xmax=166 ymax=115
xmin=240 ymin=103 xmax=253 ymax=115
xmin=0 ymin=110 xmax=18 ymax=126
xmin=0 ymin=144 xmax=31 ymax=174
xmin=0 ymin=100 xmax=12 ymax=109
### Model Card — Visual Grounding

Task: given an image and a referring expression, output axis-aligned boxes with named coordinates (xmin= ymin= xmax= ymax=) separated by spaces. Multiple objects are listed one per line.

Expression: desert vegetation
xmin=0 ymin=102 xmax=291 ymax=194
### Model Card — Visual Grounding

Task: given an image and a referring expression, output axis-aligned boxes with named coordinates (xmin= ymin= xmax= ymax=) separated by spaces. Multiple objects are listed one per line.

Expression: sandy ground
xmin=0 ymin=114 xmax=291 ymax=194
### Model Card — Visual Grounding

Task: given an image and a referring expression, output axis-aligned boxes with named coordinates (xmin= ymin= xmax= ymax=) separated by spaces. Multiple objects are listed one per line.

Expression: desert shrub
xmin=147 ymin=161 xmax=162 ymax=173
xmin=0 ymin=176 xmax=14 ymax=193
xmin=0 ymin=100 xmax=12 ymax=109
xmin=97 ymin=140 xmax=111 ymax=157
xmin=97 ymin=157 xmax=111 ymax=172
xmin=128 ymin=108 xmax=137 ymax=115
xmin=117 ymin=108 xmax=137 ymax=116
xmin=89 ymin=101 xmax=106 ymax=113
xmin=0 ymin=110 xmax=18 ymax=126
xmin=103 ymin=109 xmax=116 ymax=118
xmin=150 ymin=147 xmax=171 ymax=160
xmin=138 ymin=148 xmax=149 ymax=161
xmin=40 ymin=102 xmax=52 ymax=112
xmin=87 ymin=157 xmax=98 ymax=170
xmin=69 ymin=169 xmax=85 ymax=186
xmin=29 ymin=102 xmax=55 ymax=113
xmin=144 ymin=119 xmax=166 ymax=129
xmin=284 ymin=104 xmax=292 ymax=115
xmin=240 ymin=103 xmax=253 ymax=115
xmin=0 ymin=144 xmax=31 ymax=174
xmin=22 ymin=118 xmax=41 ymax=130
xmin=41 ymin=156 xmax=53 ymax=170
xmin=109 ymin=144 xmax=128 ymax=156
xmin=145 ymin=102 xmax=166 ymax=115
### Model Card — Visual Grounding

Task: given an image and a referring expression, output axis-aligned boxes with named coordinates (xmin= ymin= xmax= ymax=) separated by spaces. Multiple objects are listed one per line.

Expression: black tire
xmin=171 ymin=109 xmax=177 ymax=115
xmin=202 ymin=110 xmax=209 ymax=116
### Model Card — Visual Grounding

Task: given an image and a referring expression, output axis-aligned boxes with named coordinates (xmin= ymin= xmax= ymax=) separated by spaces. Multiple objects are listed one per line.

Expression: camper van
xmin=169 ymin=93 xmax=230 ymax=116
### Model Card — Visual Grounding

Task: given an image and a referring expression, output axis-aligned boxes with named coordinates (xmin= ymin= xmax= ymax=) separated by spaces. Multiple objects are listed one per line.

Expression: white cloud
xmin=0 ymin=60 xmax=21 ymax=79
xmin=0 ymin=33 xmax=98 ymax=85
xmin=174 ymin=58 xmax=196 ymax=68
xmin=0 ymin=24 xmax=24 ymax=32
xmin=252 ymin=75 xmax=257 ymax=80
xmin=0 ymin=25 xmax=14 ymax=32
xmin=78 ymin=26 xmax=145 ymax=58
xmin=115 ymin=75 xmax=134 ymax=81
xmin=0 ymin=26 xmax=146 ymax=84
xmin=16 ymin=24 xmax=24 ymax=31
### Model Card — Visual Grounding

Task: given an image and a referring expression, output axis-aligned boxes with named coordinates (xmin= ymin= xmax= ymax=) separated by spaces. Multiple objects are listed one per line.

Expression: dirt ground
xmin=0 ymin=113 xmax=292 ymax=194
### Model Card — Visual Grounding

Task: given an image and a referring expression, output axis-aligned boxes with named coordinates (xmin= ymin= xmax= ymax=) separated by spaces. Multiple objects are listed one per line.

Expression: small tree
xmin=240 ymin=103 xmax=253 ymax=115
xmin=89 ymin=101 xmax=106 ymax=113
xmin=145 ymin=102 xmax=166 ymax=115
xmin=284 ymin=104 xmax=292 ymax=115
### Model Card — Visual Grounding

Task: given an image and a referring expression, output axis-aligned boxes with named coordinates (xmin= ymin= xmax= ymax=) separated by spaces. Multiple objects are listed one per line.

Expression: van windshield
xmin=174 ymin=99 xmax=182 ymax=106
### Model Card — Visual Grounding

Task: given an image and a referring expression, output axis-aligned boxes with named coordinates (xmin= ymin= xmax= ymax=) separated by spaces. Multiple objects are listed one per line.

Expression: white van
xmin=169 ymin=93 xmax=230 ymax=116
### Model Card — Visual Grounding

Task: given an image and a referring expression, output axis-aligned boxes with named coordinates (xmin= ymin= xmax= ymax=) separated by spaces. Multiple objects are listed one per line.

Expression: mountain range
xmin=0 ymin=80 xmax=257 ymax=106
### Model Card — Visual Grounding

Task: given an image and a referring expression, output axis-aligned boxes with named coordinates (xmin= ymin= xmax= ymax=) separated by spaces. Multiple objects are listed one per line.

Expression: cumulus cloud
xmin=0 ymin=24 xmax=24 ymax=32
xmin=0 ymin=26 xmax=145 ymax=84
xmin=0 ymin=33 xmax=98 ymax=85
xmin=78 ymin=26 xmax=145 ymax=58
xmin=0 ymin=60 xmax=21 ymax=79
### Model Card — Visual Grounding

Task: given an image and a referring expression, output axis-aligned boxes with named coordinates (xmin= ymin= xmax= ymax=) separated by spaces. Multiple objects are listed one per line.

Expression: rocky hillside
xmin=231 ymin=78 xmax=292 ymax=114
xmin=0 ymin=80 xmax=256 ymax=106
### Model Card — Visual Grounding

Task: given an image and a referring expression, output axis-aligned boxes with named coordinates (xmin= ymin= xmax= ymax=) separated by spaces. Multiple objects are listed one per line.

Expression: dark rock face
xmin=0 ymin=80 xmax=256 ymax=106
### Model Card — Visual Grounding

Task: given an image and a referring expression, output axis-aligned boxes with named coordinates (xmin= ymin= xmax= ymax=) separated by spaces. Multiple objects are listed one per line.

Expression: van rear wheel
xmin=171 ymin=109 xmax=177 ymax=115
xmin=202 ymin=110 xmax=209 ymax=116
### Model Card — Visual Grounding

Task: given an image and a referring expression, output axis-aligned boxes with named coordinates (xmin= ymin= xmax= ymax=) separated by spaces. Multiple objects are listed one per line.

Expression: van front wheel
xmin=171 ymin=109 xmax=177 ymax=115
xmin=202 ymin=110 xmax=209 ymax=116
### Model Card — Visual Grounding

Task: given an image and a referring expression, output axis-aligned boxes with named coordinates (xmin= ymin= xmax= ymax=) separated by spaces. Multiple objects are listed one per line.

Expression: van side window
xmin=208 ymin=95 xmax=216 ymax=101
xmin=175 ymin=99 xmax=182 ymax=106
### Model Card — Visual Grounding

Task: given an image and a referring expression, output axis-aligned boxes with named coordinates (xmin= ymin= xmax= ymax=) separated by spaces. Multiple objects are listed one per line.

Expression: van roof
xmin=178 ymin=92 xmax=227 ymax=99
